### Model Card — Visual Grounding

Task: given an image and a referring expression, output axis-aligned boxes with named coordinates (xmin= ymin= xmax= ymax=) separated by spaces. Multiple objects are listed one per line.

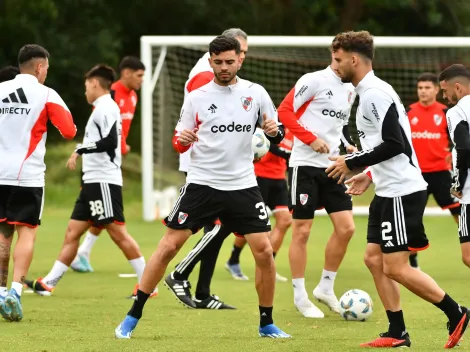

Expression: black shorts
xmin=70 ymin=183 xmax=125 ymax=227
xmin=257 ymin=177 xmax=289 ymax=212
xmin=367 ymin=190 xmax=429 ymax=253
xmin=423 ymin=171 xmax=460 ymax=215
xmin=288 ymin=166 xmax=352 ymax=219
xmin=0 ymin=185 xmax=44 ymax=227
xmin=458 ymin=204 xmax=470 ymax=244
xmin=163 ymin=183 xmax=271 ymax=235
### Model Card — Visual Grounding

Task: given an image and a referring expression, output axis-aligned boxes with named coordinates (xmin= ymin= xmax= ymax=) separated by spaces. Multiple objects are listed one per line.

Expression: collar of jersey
xmin=92 ymin=93 xmax=111 ymax=106
xmin=14 ymin=74 xmax=38 ymax=83
xmin=355 ymin=70 xmax=375 ymax=95
xmin=209 ymin=76 xmax=240 ymax=92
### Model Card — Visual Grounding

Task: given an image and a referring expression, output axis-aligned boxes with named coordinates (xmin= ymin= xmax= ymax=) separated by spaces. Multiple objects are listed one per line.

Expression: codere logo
xmin=322 ymin=109 xmax=347 ymax=120
xmin=211 ymin=122 xmax=252 ymax=133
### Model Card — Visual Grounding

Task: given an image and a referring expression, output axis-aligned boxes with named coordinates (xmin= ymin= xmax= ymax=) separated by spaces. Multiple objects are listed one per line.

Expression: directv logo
xmin=0 ymin=107 xmax=31 ymax=115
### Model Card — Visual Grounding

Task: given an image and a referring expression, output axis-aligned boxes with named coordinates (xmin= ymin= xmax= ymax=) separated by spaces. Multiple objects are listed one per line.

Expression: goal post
xmin=140 ymin=35 xmax=470 ymax=222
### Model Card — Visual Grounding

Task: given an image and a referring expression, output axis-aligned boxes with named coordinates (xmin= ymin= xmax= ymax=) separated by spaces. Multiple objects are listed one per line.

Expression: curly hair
xmin=331 ymin=31 xmax=374 ymax=60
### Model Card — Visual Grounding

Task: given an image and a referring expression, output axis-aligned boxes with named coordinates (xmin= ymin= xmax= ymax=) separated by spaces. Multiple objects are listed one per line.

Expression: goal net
xmin=140 ymin=35 xmax=470 ymax=221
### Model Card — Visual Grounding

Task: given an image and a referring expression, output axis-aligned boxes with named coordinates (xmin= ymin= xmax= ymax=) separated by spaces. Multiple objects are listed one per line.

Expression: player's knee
xmin=277 ymin=213 xmax=292 ymax=231
xmin=253 ymin=244 xmax=274 ymax=264
xmin=292 ymin=223 xmax=311 ymax=245
xmin=364 ymin=251 xmax=382 ymax=272
xmin=382 ymin=262 xmax=403 ymax=281
xmin=335 ymin=223 xmax=355 ymax=241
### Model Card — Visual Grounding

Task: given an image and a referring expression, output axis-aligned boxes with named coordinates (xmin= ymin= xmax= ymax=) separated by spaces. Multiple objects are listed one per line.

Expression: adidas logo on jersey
xmin=326 ymin=90 xmax=333 ymax=98
xmin=2 ymin=88 xmax=28 ymax=104
xmin=384 ymin=241 xmax=394 ymax=247
xmin=208 ymin=104 xmax=217 ymax=113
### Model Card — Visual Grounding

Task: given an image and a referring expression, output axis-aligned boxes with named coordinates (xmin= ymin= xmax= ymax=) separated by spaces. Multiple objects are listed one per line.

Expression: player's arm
xmin=113 ymin=89 xmax=130 ymax=156
xmin=277 ymin=73 xmax=318 ymax=145
xmin=344 ymin=90 xmax=405 ymax=169
xmin=172 ymin=97 xmax=197 ymax=153
xmin=46 ymin=88 xmax=77 ymax=140
xmin=75 ymin=110 xmax=118 ymax=155
xmin=341 ymin=91 xmax=357 ymax=149
xmin=447 ymin=108 xmax=470 ymax=192
xmin=268 ymin=143 xmax=291 ymax=161
xmin=258 ymin=85 xmax=284 ymax=144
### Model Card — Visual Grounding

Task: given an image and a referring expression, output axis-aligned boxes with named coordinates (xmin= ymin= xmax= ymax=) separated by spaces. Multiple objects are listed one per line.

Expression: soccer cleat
xmin=24 ymin=278 xmax=54 ymax=297
xmin=276 ymin=272 xmax=288 ymax=282
xmin=294 ymin=298 xmax=324 ymax=318
xmin=0 ymin=295 xmax=11 ymax=321
xmin=259 ymin=324 xmax=292 ymax=338
xmin=360 ymin=331 xmax=411 ymax=348
xmin=225 ymin=262 xmax=249 ymax=281
xmin=194 ymin=294 xmax=236 ymax=309
xmin=115 ymin=315 xmax=139 ymax=339
xmin=164 ymin=273 xmax=196 ymax=308
xmin=312 ymin=286 xmax=340 ymax=314
xmin=4 ymin=289 xmax=23 ymax=322
xmin=445 ymin=306 xmax=470 ymax=349
xmin=70 ymin=254 xmax=94 ymax=273
xmin=128 ymin=284 xmax=158 ymax=300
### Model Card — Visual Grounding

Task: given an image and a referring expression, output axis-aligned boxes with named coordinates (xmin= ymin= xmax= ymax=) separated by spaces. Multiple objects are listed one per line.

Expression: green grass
xmin=1 ymin=209 xmax=469 ymax=351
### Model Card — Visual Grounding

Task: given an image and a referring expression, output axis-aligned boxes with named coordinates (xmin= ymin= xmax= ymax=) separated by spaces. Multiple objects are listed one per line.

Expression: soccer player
xmin=225 ymin=130 xmax=294 ymax=283
xmin=0 ymin=44 xmax=76 ymax=321
xmin=276 ymin=54 xmax=357 ymax=318
xmin=407 ymin=72 xmax=459 ymax=269
xmin=327 ymin=30 xmax=469 ymax=348
xmin=164 ymin=28 xmax=248 ymax=310
xmin=24 ymin=65 xmax=152 ymax=299
xmin=0 ymin=66 xmax=20 ymax=82
xmin=70 ymin=56 xmax=145 ymax=273
xmin=115 ymin=35 xmax=291 ymax=339
xmin=439 ymin=64 xmax=470 ymax=268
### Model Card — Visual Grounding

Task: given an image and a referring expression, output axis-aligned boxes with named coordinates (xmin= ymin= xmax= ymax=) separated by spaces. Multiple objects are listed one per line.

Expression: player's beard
xmin=340 ymin=67 xmax=354 ymax=83
xmin=215 ymin=71 xmax=236 ymax=85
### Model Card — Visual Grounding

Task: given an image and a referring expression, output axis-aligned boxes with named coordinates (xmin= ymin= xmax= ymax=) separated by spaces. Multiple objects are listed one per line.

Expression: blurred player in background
xmin=439 ymin=64 xmax=470 ymax=268
xmin=225 ymin=130 xmax=293 ymax=283
xmin=70 ymin=56 xmax=145 ymax=274
xmin=407 ymin=72 xmax=459 ymax=269
xmin=0 ymin=66 xmax=19 ymax=82
xmin=0 ymin=45 xmax=76 ymax=321
xmin=277 ymin=54 xmax=357 ymax=318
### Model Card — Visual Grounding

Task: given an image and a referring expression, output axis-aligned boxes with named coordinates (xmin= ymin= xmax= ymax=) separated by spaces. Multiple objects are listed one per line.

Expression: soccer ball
xmin=339 ymin=289 xmax=373 ymax=321
xmin=252 ymin=128 xmax=270 ymax=159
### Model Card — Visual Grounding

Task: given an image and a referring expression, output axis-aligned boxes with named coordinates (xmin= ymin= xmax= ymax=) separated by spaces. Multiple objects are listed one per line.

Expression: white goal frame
xmin=140 ymin=35 xmax=470 ymax=221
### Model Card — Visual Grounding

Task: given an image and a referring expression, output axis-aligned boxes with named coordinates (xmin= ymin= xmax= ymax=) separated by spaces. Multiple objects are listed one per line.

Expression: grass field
xmin=1 ymin=206 xmax=469 ymax=351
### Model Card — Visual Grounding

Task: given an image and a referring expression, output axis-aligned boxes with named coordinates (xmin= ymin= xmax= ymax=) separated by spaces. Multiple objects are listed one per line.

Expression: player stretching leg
xmin=115 ymin=36 xmax=290 ymax=339
xmin=276 ymin=54 xmax=357 ymax=318
xmin=328 ymin=30 xmax=469 ymax=349
xmin=439 ymin=64 xmax=470 ymax=268
xmin=407 ymin=72 xmax=459 ymax=269
xmin=0 ymin=45 xmax=77 ymax=321
xmin=71 ymin=57 xmax=145 ymax=274
xmin=24 ymin=65 xmax=154 ymax=299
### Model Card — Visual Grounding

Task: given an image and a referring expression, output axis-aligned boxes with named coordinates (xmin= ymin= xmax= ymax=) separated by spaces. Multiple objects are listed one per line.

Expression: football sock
xmin=259 ymin=306 xmax=274 ymax=327
xmin=434 ymin=293 xmax=464 ymax=323
xmin=409 ymin=253 xmax=418 ymax=268
xmin=43 ymin=260 xmax=69 ymax=287
xmin=228 ymin=245 xmax=243 ymax=265
xmin=77 ymin=231 xmax=99 ymax=259
xmin=292 ymin=278 xmax=308 ymax=301
xmin=386 ymin=310 xmax=407 ymax=339
xmin=129 ymin=256 xmax=145 ymax=283
xmin=128 ymin=289 xmax=150 ymax=319
xmin=317 ymin=269 xmax=337 ymax=294
xmin=0 ymin=286 xmax=7 ymax=297
xmin=11 ymin=282 xmax=23 ymax=296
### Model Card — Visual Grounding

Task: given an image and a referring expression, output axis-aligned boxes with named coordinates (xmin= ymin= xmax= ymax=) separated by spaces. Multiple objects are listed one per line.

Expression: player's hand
xmin=179 ymin=128 xmax=199 ymax=146
xmin=325 ymin=155 xmax=351 ymax=184
xmin=253 ymin=157 xmax=262 ymax=163
xmin=261 ymin=113 xmax=278 ymax=137
xmin=346 ymin=145 xmax=358 ymax=153
xmin=445 ymin=152 xmax=452 ymax=168
xmin=451 ymin=189 xmax=463 ymax=199
xmin=310 ymin=138 xmax=329 ymax=154
xmin=66 ymin=152 xmax=79 ymax=170
xmin=344 ymin=173 xmax=372 ymax=195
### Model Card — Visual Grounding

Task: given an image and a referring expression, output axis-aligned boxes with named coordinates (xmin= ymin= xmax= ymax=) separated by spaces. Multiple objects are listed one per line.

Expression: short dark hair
xmin=18 ymin=44 xmax=50 ymax=67
xmin=209 ymin=36 xmax=241 ymax=56
xmin=417 ymin=72 xmax=438 ymax=85
xmin=85 ymin=64 xmax=116 ymax=90
xmin=0 ymin=66 xmax=19 ymax=83
xmin=439 ymin=64 xmax=470 ymax=82
xmin=118 ymin=56 xmax=145 ymax=72
xmin=331 ymin=31 xmax=374 ymax=61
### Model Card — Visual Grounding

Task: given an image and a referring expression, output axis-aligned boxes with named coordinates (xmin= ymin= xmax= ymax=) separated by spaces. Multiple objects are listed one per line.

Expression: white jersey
xmin=179 ymin=52 xmax=214 ymax=172
xmin=176 ymin=78 xmax=280 ymax=190
xmin=345 ymin=71 xmax=427 ymax=197
xmin=446 ymin=95 xmax=470 ymax=203
xmin=278 ymin=66 xmax=356 ymax=168
xmin=0 ymin=74 xmax=76 ymax=187
xmin=81 ymin=94 xmax=122 ymax=186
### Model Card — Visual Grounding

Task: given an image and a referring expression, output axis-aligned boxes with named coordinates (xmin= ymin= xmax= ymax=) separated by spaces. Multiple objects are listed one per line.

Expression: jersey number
xmin=381 ymin=221 xmax=393 ymax=241
xmin=89 ymin=200 xmax=104 ymax=217
xmin=255 ymin=202 xmax=268 ymax=220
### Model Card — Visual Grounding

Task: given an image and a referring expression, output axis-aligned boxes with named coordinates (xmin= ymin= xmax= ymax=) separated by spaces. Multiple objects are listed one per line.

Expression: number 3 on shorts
xmin=256 ymin=202 xmax=268 ymax=220
xmin=381 ymin=221 xmax=392 ymax=241
xmin=89 ymin=200 xmax=104 ymax=217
